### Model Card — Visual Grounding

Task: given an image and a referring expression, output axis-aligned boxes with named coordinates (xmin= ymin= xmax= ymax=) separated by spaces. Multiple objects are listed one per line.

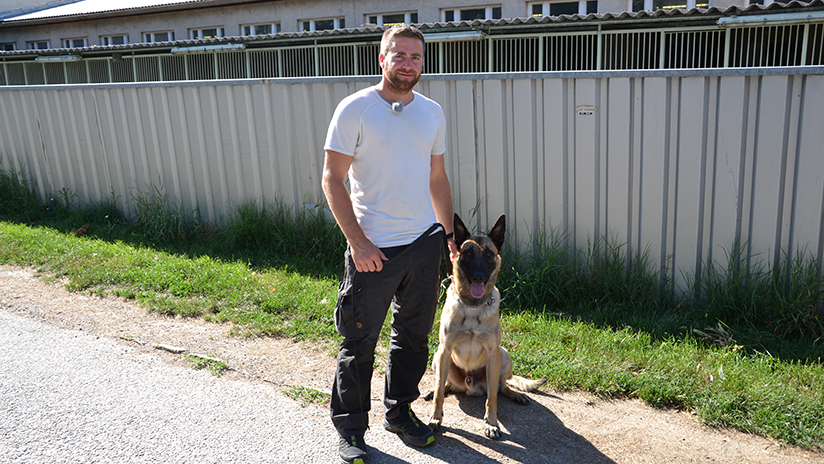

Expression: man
xmin=322 ymin=24 xmax=458 ymax=464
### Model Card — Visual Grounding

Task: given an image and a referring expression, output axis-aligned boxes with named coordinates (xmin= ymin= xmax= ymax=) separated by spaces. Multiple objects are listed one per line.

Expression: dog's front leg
xmin=428 ymin=344 xmax=451 ymax=432
xmin=483 ymin=336 xmax=502 ymax=439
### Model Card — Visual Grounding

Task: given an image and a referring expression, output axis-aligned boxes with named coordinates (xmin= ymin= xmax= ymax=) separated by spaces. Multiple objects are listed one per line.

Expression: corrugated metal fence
xmin=1 ymin=67 xmax=824 ymax=287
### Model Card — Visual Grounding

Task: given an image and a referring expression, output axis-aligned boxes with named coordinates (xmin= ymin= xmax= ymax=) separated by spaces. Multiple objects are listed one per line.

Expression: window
xmin=631 ymin=0 xmax=707 ymax=10
xmin=101 ymin=34 xmax=128 ymax=46
xmin=441 ymin=6 xmax=502 ymax=22
xmin=242 ymin=23 xmax=281 ymax=36
xmin=529 ymin=1 xmax=597 ymax=16
xmin=62 ymin=38 xmax=88 ymax=48
xmin=301 ymin=17 xmax=345 ymax=32
xmin=366 ymin=11 xmax=418 ymax=26
xmin=144 ymin=31 xmax=175 ymax=42
xmin=1 ymin=42 xmax=17 ymax=51
xmin=190 ymin=27 xmax=225 ymax=39
xmin=27 ymin=40 xmax=51 ymax=50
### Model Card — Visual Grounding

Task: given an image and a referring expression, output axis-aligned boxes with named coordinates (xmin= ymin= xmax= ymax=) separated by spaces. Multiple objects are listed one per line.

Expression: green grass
xmin=283 ymin=385 xmax=331 ymax=407
xmin=186 ymin=354 xmax=229 ymax=376
xmin=0 ymin=175 xmax=822 ymax=452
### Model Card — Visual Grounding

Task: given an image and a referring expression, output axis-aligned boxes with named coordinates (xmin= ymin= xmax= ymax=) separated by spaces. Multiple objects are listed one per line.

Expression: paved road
xmin=2 ymin=267 xmax=820 ymax=464
xmin=0 ymin=308 xmax=531 ymax=464
xmin=0 ymin=308 xmax=342 ymax=463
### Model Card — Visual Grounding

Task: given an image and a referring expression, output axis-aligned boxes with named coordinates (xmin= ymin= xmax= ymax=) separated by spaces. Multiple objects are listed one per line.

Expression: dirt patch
xmin=0 ymin=264 xmax=820 ymax=463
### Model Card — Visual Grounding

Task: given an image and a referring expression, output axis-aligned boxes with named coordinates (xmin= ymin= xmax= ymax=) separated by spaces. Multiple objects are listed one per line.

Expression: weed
xmin=186 ymin=354 xmax=228 ymax=376
xmin=283 ymin=385 xmax=331 ymax=407
xmin=0 ymin=167 xmax=39 ymax=217
xmin=132 ymin=184 xmax=202 ymax=242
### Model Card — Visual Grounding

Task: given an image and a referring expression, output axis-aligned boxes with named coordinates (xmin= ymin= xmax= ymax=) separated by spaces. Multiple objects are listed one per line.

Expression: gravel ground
xmin=0 ymin=265 xmax=821 ymax=464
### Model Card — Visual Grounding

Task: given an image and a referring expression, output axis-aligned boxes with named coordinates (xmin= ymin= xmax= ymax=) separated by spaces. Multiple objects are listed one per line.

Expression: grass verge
xmin=0 ymin=183 xmax=822 ymax=452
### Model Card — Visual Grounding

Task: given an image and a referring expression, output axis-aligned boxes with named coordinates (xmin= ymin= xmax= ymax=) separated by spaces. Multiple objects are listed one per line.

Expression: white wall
xmin=0 ymin=0 xmax=751 ymax=49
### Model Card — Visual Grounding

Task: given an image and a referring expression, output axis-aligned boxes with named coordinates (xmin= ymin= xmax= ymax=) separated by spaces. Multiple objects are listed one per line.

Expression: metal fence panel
xmin=4 ymin=23 xmax=824 ymax=86
xmin=2 ymin=69 xmax=824 ymax=289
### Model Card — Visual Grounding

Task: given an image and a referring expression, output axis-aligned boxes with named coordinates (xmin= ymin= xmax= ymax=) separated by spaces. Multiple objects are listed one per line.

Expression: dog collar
xmin=457 ymin=296 xmax=496 ymax=307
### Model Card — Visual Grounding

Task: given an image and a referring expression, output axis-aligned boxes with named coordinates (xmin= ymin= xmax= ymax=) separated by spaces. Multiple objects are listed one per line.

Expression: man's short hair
xmin=380 ymin=24 xmax=425 ymax=56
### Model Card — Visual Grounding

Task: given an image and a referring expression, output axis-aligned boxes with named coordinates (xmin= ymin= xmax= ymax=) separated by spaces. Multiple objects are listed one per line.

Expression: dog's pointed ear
xmin=453 ymin=214 xmax=470 ymax=249
xmin=488 ymin=214 xmax=505 ymax=252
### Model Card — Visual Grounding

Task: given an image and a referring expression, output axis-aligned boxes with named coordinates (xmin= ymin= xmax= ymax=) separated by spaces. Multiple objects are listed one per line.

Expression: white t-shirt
xmin=324 ymin=87 xmax=447 ymax=248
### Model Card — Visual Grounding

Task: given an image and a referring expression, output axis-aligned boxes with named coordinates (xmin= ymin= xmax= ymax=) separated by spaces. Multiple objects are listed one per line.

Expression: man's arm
xmin=322 ymin=149 xmax=387 ymax=272
xmin=430 ymin=154 xmax=458 ymax=260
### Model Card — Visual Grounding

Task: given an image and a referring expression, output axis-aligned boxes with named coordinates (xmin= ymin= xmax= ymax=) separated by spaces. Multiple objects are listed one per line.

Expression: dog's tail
xmin=506 ymin=375 xmax=547 ymax=392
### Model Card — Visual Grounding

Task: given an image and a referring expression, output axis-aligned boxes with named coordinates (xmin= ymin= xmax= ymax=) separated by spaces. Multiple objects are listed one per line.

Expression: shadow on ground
xmin=373 ymin=390 xmax=615 ymax=464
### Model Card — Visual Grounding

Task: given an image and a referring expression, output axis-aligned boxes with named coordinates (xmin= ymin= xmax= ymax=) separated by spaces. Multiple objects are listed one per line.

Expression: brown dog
xmin=427 ymin=214 xmax=545 ymax=439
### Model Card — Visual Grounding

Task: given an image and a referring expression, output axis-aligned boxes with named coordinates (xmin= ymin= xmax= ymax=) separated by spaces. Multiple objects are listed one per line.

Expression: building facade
xmin=0 ymin=0 xmax=753 ymax=52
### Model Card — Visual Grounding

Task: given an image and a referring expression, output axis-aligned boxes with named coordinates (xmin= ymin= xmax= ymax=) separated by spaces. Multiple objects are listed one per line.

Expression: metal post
xmin=659 ymin=30 xmax=666 ymax=69
xmin=800 ymin=23 xmax=810 ymax=66
xmin=314 ymin=40 xmax=319 ymax=77
xmin=488 ymin=36 xmax=494 ymax=72
xmin=277 ymin=49 xmax=283 ymax=78
xmin=597 ymin=25 xmax=602 ymax=71
xmin=439 ymin=42 xmax=444 ymax=74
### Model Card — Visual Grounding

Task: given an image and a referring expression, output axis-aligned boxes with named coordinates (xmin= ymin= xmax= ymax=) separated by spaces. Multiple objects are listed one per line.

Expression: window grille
xmin=544 ymin=33 xmax=599 ymax=71
xmin=357 ymin=44 xmax=381 ymax=75
xmin=601 ymin=31 xmax=661 ymax=70
xmin=248 ymin=50 xmax=281 ymax=78
xmin=160 ymin=55 xmax=187 ymax=81
xmin=217 ymin=51 xmax=246 ymax=79
xmin=318 ymin=45 xmax=355 ymax=77
xmin=664 ymin=30 xmax=725 ymax=69
xmin=135 ymin=56 xmax=161 ymax=82
xmin=65 ymin=61 xmax=87 ymax=83
xmin=809 ymin=23 xmax=824 ymax=66
xmin=44 ymin=62 xmax=65 ymax=84
xmin=493 ymin=37 xmax=541 ymax=72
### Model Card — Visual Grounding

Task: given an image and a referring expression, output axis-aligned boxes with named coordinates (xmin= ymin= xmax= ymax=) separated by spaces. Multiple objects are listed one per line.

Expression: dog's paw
xmin=428 ymin=417 xmax=442 ymax=433
xmin=484 ymin=424 xmax=501 ymax=440
xmin=422 ymin=390 xmax=434 ymax=401
xmin=512 ymin=392 xmax=530 ymax=405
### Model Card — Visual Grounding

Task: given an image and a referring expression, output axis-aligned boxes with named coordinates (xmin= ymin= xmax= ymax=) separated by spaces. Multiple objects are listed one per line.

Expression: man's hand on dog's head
xmin=447 ymin=238 xmax=458 ymax=262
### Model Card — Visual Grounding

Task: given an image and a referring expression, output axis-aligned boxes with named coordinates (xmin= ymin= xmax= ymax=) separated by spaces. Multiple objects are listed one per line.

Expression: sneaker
xmin=338 ymin=435 xmax=368 ymax=464
xmin=382 ymin=404 xmax=435 ymax=447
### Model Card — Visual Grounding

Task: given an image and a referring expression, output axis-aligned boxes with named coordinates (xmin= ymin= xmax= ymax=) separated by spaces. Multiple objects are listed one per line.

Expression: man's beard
xmin=384 ymin=68 xmax=420 ymax=94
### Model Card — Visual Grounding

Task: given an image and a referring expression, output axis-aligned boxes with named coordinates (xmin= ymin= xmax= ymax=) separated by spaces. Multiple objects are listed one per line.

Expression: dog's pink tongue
xmin=470 ymin=282 xmax=485 ymax=299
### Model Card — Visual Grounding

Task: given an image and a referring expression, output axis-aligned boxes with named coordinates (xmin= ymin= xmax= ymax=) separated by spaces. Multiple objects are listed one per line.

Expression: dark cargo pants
xmin=330 ymin=229 xmax=443 ymax=438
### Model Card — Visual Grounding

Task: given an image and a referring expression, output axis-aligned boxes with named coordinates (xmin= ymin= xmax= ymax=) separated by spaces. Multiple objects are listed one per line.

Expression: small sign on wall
xmin=576 ymin=105 xmax=598 ymax=115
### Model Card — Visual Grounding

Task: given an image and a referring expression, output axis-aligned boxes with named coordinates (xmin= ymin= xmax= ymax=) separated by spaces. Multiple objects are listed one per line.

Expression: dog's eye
xmin=484 ymin=249 xmax=494 ymax=260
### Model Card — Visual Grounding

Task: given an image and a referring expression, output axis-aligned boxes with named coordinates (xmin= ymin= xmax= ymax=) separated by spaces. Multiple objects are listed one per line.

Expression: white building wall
xmin=0 ymin=0 xmax=752 ymax=50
